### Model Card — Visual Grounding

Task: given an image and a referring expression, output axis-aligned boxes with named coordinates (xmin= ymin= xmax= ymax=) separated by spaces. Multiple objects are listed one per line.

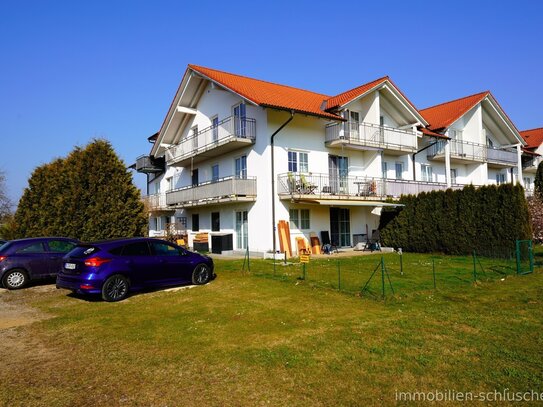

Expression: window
xmin=450 ymin=169 xmax=457 ymax=185
xmin=152 ymin=217 xmax=159 ymax=231
xmin=496 ymin=173 xmax=506 ymax=184
xmin=395 ymin=162 xmax=403 ymax=180
xmin=16 ymin=242 xmax=46 ymax=254
xmin=154 ymin=181 xmax=161 ymax=194
xmin=449 ymin=129 xmax=462 ymax=140
xmin=300 ymin=209 xmax=310 ymax=230
xmin=211 ymin=164 xmax=219 ymax=182
xmin=192 ymin=214 xmax=199 ymax=232
xmin=177 ymin=217 xmax=187 ymax=228
xmin=192 ymin=125 xmax=198 ymax=150
xmin=150 ymin=242 xmax=182 ymax=257
xmin=166 ymin=177 xmax=173 ymax=191
xmin=121 ymin=242 xmax=151 ymax=256
xmin=421 ymin=164 xmax=433 ymax=182
xmin=233 ymin=103 xmax=246 ymax=137
xmin=288 ymin=151 xmax=308 ymax=173
xmin=48 ymin=240 xmax=77 ymax=253
xmin=382 ymin=161 xmax=388 ymax=179
xmin=487 ymin=137 xmax=494 ymax=148
xmin=212 ymin=116 xmax=219 ymax=142
xmin=289 ymin=209 xmax=310 ymax=230
xmin=211 ymin=212 xmax=220 ymax=232
xmin=235 ymin=155 xmax=247 ymax=179
xmin=524 ymin=177 xmax=532 ymax=189
xmin=289 ymin=209 xmax=299 ymax=228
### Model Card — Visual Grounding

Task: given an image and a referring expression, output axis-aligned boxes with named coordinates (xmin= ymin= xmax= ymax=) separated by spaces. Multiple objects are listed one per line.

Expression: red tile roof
xmin=521 ymin=128 xmax=543 ymax=149
xmin=325 ymin=76 xmax=389 ymax=110
xmin=420 ymin=91 xmax=489 ymax=131
xmin=419 ymin=127 xmax=448 ymax=139
xmin=189 ymin=65 xmax=341 ymax=120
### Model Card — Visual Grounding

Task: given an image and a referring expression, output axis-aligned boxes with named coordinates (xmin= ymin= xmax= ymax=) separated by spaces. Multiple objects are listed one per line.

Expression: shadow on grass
xmin=63 ymin=274 xmax=218 ymax=303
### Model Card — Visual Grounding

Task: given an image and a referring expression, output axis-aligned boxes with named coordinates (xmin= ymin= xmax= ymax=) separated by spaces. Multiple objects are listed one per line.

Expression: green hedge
xmin=379 ymin=184 xmax=531 ymax=257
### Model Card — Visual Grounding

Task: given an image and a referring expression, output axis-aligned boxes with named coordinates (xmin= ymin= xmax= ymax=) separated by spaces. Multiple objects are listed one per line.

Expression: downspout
xmin=412 ymin=139 xmax=440 ymax=181
xmin=271 ymin=111 xmax=295 ymax=254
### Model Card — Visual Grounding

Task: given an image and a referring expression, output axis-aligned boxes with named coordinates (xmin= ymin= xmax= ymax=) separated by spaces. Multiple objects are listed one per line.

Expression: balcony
xmin=522 ymin=156 xmax=541 ymax=173
xmin=165 ymin=116 xmax=256 ymax=167
xmin=143 ymin=193 xmax=173 ymax=213
xmin=277 ymin=172 xmax=462 ymax=202
xmin=428 ymin=140 xmax=517 ymax=167
xmin=166 ymin=176 xmax=257 ymax=208
xmin=135 ymin=155 xmax=165 ymax=173
xmin=325 ymin=121 xmax=418 ymax=155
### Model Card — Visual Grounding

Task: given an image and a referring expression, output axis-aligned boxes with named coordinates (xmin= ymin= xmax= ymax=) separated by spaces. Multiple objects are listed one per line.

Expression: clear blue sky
xmin=1 ymin=0 xmax=542 ymax=205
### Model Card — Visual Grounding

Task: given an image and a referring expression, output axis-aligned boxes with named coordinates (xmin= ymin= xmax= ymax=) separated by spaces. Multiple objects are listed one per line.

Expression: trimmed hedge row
xmin=379 ymin=184 xmax=531 ymax=257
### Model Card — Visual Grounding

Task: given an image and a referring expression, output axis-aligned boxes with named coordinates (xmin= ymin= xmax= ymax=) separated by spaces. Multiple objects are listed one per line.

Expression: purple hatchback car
xmin=56 ymin=237 xmax=214 ymax=302
xmin=0 ymin=237 xmax=79 ymax=289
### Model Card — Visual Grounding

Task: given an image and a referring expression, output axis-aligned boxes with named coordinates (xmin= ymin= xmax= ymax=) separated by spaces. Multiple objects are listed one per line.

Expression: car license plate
xmin=64 ymin=262 xmax=76 ymax=270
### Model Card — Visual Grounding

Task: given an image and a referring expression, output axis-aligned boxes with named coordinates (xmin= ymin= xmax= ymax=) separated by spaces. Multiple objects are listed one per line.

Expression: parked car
xmin=0 ymin=237 xmax=79 ymax=289
xmin=56 ymin=237 xmax=215 ymax=302
xmin=0 ymin=240 xmax=7 ymax=247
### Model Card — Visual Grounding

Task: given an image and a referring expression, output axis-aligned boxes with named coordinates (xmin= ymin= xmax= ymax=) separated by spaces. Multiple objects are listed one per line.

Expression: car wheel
xmin=192 ymin=264 xmax=211 ymax=285
xmin=101 ymin=275 xmax=129 ymax=302
xmin=2 ymin=269 xmax=28 ymax=290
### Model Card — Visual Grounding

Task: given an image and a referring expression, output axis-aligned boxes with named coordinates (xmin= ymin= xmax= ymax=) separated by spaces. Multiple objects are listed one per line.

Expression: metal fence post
xmin=432 ymin=257 xmax=436 ymax=289
xmin=515 ymin=240 xmax=521 ymax=275
xmin=472 ymin=250 xmax=477 ymax=281
xmin=399 ymin=249 xmax=403 ymax=275
xmin=337 ymin=260 xmax=341 ymax=291
xmin=303 ymin=263 xmax=306 ymax=280
xmin=381 ymin=256 xmax=385 ymax=298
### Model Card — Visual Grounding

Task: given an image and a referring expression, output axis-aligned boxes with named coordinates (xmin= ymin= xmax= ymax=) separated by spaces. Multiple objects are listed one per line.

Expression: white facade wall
xmin=145 ymin=80 xmax=524 ymax=253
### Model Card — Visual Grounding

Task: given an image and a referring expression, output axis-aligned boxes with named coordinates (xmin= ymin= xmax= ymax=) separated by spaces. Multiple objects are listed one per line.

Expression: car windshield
xmin=67 ymin=245 xmax=99 ymax=258
xmin=0 ymin=242 xmax=11 ymax=252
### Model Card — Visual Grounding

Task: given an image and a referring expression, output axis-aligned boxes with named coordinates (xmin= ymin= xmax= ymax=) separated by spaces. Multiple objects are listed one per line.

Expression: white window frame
xmin=288 ymin=150 xmax=308 ymax=173
xmin=421 ymin=164 xmax=433 ymax=182
xmin=289 ymin=209 xmax=310 ymax=230
xmin=211 ymin=164 xmax=219 ymax=182
xmin=395 ymin=162 xmax=403 ymax=180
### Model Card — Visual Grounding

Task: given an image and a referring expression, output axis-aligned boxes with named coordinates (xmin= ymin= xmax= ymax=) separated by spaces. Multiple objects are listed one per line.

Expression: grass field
xmin=1 ymin=251 xmax=542 ymax=406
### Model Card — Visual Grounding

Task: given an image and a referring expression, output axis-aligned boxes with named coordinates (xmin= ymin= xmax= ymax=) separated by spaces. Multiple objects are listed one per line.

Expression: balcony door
xmin=329 ymin=155 xmax=348 ymax=194
xmin=191 ymin=169 xmax=199 ymax=186
xmin=348 ymin=110 xmax=360 ymax=141
xmin=235 ymin=211 xmax=248 ymax=250
xmin=330 ymin=207 xmax=351 ymax=247
xmin=233 ymin=103 xmax=246 ymax=137
xmin=449 ymin=129 xmax=463 ymax=156
xmin=235 ymin=155 xmax=247 ymax=179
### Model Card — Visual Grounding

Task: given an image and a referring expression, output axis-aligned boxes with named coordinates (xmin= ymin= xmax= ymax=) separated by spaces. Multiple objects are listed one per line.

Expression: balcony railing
xmin=277 ymin=172 xmax=463 ymax=200
xmin=135 ymin=155 xmax=165 ymax=173
xmin=428 ymin=140 xmax=517 ymax=166
xmin=166 ymin=176 xmax=257 ymax=207
xmin=165 ymin=116 xmax=256 ymax=165
xmin=522 ymin=156 xmax=542 ymax=171
xmin=143 ymin=193 xmax=172 ymax=212
xmin=325 ymin=121 xmax=418 ymax=151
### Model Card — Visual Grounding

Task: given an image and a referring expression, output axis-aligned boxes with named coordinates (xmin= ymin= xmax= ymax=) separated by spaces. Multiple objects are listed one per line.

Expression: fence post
xmin=472 ymin=250 xmax=477 ymax=282
xmin=302 ymin=262 xmax=306 ymax=280
xmin=432 ymin=257 xmax=436 ymax=289
xmin=399 ymin=249 xmax=403 ymax=275
xmin=381 ymin=256 xmax=385 ymax=298
xmin=515 ymin=240 xmax=521 ymax=275
xmin=337 ymin=260 xmax=341 ymax=291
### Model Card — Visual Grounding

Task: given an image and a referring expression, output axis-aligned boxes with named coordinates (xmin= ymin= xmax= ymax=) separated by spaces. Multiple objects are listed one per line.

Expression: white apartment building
xmin=519 ymin=127 xmax=543 ymax=194
xmin=135 ymin=65 xmax=528 ymax=254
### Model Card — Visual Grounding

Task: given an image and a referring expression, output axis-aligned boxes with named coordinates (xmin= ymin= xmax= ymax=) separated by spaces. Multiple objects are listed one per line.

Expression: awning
xmin=293 ymin=199 xmax=404 ymax=207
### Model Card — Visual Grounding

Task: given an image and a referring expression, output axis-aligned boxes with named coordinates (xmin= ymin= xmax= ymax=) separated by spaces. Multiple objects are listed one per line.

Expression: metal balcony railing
xmin=325 ymin=121 xmax=418 ymax=151
xmin=486 ymin=145 xmax=517 ymax=165
xmin=142 ymin=193 xmax=170 ymax=212
xmin=428 ymin=140 xmax=517 ymax=166
xmin=522 ymin=156 xmax=542 ymax=170
xmin=165 ymin=116 xmax=256 ymax=164
xmin=166 ymin=176 xmax=257 ymax=206
xmin=135 ymin=155 xmax=165 ymax=173
xmin=277 ymin=172 xmax=462 ymax=200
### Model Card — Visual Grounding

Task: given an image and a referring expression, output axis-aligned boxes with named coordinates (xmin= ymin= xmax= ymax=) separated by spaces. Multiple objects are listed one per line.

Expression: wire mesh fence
xmin=240 ymin=241 xmax=536 ymax=301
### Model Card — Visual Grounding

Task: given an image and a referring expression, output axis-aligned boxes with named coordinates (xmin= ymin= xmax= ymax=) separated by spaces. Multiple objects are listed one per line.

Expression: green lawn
xmin=1 ymin=251 xmax=542 ymax=406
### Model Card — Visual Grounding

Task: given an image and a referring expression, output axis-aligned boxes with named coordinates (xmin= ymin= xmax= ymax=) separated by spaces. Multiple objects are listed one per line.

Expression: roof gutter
xmin=271 ymin=111 xmax=295 ymax=257
xmin=412 ymin=138 xmax=441 ymax=181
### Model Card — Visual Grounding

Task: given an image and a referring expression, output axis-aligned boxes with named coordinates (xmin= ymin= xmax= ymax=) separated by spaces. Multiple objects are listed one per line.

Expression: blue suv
xmin=56 ymin=237 xmax=215 ymax=301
